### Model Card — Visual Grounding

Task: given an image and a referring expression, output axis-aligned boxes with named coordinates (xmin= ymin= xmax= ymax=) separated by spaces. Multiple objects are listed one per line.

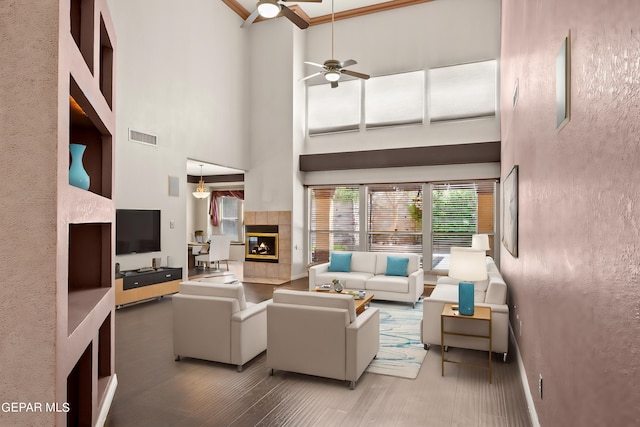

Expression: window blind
xmin=309 ymin=186 xmax=360 ymax=262
xmin=367 ymin=184 xmax=422 ymax=254
xmin=429 ymin=60 xmax=497 ymax=122
xmin=431 ymin=181 xmax=495 ymax=269
xmin=219 ymin=197 xmax=242 ymax=242
xmin=365 ymin=70 xmax=424 ymax=128
xmin=308 ymin=80 xmax=361 ymax=135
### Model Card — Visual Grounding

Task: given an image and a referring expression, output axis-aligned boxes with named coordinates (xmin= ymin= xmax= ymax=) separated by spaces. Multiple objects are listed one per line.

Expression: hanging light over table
xmin=192 ymin=165 xmax=210 ymax=199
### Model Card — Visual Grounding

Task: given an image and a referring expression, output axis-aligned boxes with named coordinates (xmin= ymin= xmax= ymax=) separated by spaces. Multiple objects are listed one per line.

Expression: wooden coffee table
xmin=311 ymin=288 xmax=374 ymax=315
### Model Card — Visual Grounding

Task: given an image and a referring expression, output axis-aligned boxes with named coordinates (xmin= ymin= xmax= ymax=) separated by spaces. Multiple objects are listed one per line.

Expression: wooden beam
xmin=187 ymin=174 xmax=245 ymax=183
xmin=221 ymin=0 xmax=251 ymax=20
xmin=299 ymin=142 xmax=501 ymax=172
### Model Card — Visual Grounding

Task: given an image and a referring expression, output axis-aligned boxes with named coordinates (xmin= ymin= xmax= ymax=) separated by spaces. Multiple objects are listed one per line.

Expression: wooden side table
xmin=440 ymin=303 xmax=492 ymax=383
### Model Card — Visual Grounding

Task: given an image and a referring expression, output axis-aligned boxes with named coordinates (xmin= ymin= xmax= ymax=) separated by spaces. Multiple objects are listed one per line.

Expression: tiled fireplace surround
xmin=243 ymin=211 xmax=291 ymax=282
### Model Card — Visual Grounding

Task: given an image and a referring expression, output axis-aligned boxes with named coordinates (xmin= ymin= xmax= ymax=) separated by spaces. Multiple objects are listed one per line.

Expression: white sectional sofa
xmin=421 ymin=257 xmax=510 ymax=361
xmin=309 ymin=251 xmax=424 ymax=307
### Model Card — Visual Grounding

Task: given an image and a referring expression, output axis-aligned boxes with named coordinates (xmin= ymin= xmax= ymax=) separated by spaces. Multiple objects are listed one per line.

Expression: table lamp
xmin=448 ymin=247 xmax=488 ymax=316
xmin=471 ymin=234 xmax=491 ymax=252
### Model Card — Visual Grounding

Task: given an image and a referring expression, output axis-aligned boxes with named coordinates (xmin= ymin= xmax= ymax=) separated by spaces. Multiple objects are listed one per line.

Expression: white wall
xmin=304 ymin=163 xmax=501 ymax=186
xmin=108 ymin=0 xmax=249 ymax=272
xmin=244 ymin=19 xmax=298 ymax=213
xmin=244 ymin=19 xmax=309 ymax=277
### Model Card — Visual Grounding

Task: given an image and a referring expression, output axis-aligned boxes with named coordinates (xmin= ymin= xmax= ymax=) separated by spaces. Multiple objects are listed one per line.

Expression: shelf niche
xmin=68 ymin=223 xmax=112 ymax=335
xmin=99 ymin=13 xmax=113 ymax=109
xmin=70 ymin=0 xmax=95 ymax=74
xmin=67 ymin=342 xmax=92 ymax=427
xmin=97 ymin=312 xmax=112 ymax=404
xmin=70 ymin=77 xmax=113 ymax=199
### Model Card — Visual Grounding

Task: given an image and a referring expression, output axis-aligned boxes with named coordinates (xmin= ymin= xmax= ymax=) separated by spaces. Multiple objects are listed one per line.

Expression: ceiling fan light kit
xmin=257 ymin=0 xmax=280 ymax=18
xmin=324 ymin=70 xmax=340 ymax=82
xmin=242 ymin=0 xmax=321 ymax=29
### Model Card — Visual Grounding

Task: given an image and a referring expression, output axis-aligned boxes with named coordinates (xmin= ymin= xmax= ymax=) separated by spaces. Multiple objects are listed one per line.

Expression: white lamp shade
xmin=448 ymin=247 xmax=487 ymax=282
xmin=192 ymin=179 xmax=210 ymax=199
xmin=471 ymin=234 xmax=491 ymax=251
xmin=192 ymin=190 xmax=209 ymax=199
xmin=257 ymin=1 xmax=281 ymax=18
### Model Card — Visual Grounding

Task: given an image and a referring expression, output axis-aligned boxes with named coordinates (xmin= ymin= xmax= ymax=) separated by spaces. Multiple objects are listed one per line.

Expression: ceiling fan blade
xmin=281 ymin=0 xmax=322 ymax=2
xmin=241 ymin=8 xmax=260 ymax=28
xmin=300 ymin=72 xmax=323 ymax=82
xmin=340 ymin=59 xmax=357 ymax=68
xmin=331 ymin=81 xmax=339 ymax=89
xmin=341 ymin=69 xmax=370 ymax=80
xmin=304 ymin=61 xmax=326 ymax=69
xmin=280 ymin=5 xmax=309 ymax=29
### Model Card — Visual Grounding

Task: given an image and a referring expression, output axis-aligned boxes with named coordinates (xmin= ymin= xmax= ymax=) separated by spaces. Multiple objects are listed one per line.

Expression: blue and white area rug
xmin=366 ymin=301 xmax=428 ymax=379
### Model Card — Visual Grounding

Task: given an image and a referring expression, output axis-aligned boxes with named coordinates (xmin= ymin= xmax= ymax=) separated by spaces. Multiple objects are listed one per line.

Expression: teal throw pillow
xmin=386 ymin=256 xmax=409 ymax=277
xmin=328 ymin=252 xmax=352 ymax=273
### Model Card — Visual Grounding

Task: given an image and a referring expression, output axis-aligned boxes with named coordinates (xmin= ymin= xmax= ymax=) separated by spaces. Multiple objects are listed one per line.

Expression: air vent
xmin=128 ymin=129 xmax=157 ymax=146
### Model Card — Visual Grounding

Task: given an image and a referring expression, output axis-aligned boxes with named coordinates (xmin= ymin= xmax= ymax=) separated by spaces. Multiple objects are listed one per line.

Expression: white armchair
xmin=267 ymin=289 xmax=379 ymax=389
xmin=173 ymin=281 xmax=270 ymax=371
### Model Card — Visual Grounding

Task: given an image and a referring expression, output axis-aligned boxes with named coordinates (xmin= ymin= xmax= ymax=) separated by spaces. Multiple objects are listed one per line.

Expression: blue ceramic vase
xmin=69 ymin=143 xmax=90 ymax=190
xmin=458 ymin=282 xmax=475 ymax=316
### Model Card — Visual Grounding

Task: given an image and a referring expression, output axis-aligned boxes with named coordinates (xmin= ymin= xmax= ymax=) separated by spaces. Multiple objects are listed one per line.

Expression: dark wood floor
xmin=105 ymin=268 xmax=532 ymax=427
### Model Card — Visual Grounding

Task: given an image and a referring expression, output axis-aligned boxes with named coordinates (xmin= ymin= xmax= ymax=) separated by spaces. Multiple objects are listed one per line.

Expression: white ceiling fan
xmin=300 ymin=0 xmax=370 ymax=88
xmin=241 ymin=0 xmax=321 ymax=30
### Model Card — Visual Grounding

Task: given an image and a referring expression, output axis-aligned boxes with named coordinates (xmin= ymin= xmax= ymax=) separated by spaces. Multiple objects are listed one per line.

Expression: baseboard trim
xmin=96 ymin=373 xmax=118 ymax=427
xmin=510 ymin=325 xmax=541 ymax=427
xmin=291 ymin=272 xmax=308 ymax=281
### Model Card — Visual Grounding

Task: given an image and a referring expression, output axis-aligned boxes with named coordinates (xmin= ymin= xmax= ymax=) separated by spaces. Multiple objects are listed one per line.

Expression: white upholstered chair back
xmin=195 ymin=235 xmax=231 ymax=269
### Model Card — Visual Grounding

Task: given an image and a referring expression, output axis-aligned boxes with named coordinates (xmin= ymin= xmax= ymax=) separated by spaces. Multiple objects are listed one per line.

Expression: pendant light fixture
xmin=192 ymin=165 xmax=210 ymax=199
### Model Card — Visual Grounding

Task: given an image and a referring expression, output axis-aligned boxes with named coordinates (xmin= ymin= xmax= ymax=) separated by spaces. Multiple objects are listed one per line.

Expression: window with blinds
xmin=429 ymin=60 xmax=497 ymax=122
xmin=431 ymin=181 xmax=495 ymax=270
xmin=367 ymin=185 xmax=422 ymax=254
xmin=307 ymin=80 xmax=361 ymax=135
xmin=219 ymin=197 xmax=243 ymax=242
xmin=309 ymin=186 xmax=360 ymax=263
xmin=365 ymin=70 xmax=424 ymax=129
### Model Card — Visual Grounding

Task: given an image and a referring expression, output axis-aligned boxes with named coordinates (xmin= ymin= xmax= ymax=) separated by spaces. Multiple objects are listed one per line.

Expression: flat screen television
xmin=116 ymin=209 xmax=161 ymax=255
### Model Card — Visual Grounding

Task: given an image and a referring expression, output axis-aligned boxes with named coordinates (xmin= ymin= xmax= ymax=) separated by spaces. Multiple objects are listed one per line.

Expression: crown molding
xmin=224 ymin=0 xmax=434 ymax=28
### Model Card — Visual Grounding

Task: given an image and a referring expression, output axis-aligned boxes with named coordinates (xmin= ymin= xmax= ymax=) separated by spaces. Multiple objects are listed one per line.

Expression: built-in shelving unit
xmin=63 ymin=0 xmax=118 ymax=425
xmin=0 ymin=1 xmax=115 ymax=425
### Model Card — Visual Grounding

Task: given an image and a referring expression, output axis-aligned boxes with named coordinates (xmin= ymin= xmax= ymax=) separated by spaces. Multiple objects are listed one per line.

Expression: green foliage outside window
xmin=407 ymin=189 xmax=478 ymax=231
xmin=432 ymin=189 xmax=477 ymax=232
xmin=334 ymin=187 xmax=359 ymax=202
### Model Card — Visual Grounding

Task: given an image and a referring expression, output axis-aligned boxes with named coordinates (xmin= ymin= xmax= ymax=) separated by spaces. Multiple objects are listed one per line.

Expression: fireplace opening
xmin=245 ymin=225 xmax=278 ymax=262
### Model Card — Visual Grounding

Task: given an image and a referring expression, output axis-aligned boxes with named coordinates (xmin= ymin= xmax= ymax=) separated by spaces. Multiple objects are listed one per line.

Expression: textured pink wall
xmin=0 ymin=1 xmax=60 ymax=425
xmin=500 ymin=0 xmax=640 ymax=425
